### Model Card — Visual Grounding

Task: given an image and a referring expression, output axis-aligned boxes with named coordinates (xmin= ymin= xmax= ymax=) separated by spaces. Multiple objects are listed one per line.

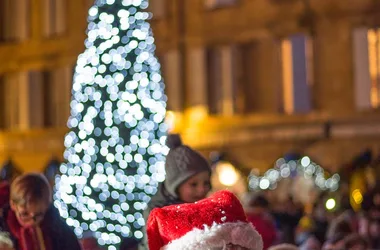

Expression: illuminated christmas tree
xmin=53 ymin=0 xmax=167 ymax=249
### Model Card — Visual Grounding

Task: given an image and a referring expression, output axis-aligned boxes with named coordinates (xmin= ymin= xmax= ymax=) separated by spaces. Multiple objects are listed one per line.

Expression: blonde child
xmin=0 ymin=173 xmax=81 ymax=250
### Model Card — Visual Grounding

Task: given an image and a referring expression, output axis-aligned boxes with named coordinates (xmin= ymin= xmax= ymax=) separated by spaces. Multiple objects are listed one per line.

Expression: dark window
xmin=43 ymin=0 xmax=67 ymax=37
xmin=206 ymin=47 xmax=223 ymax=114
xmin=281 ymin=34 xmax=313 ymax=114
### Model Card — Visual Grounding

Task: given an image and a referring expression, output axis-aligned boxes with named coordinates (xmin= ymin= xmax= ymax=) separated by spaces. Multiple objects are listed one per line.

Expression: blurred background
xmin=1 ymin=0 xmax=380 ymax=213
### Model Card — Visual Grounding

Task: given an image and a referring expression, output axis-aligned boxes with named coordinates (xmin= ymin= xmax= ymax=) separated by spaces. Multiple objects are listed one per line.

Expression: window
xmin=12 ymin=68 xmax=73 ymax=129
xmin=28 ymin=71 xmax=45 ymax=128
xmin=206 ymin=45 xmax=238 ymax=115
xmin=42 ymin=71 xmax=54 ymax=127
xmin=0 ymin=0 xmax=30 ymax=41
xmin=2 ymin=73 xmax=24 ymax=129
xmin=186 ymin=47 xmax=209 ymax=119
xmin=42 ymin=67 xmax=73 ymax=127
xmin=0 ymin=2 xmax=6 ymax=42
xmin=280 ymin=34 xmax=313 ymax=114
xmin=234 ymin=39 xmax=283 ymax=114
xmin=353 ymin=27 xmax=380 ymax=109
xmin=234 ymin=42 xmax=258 ymax=114
xmin=206 ymin=47 xmax=223 ymax=114
xmin=204 ymin=0 xmax=238 ymax=10
xmin=162 ymin=50 xmax=183 ymax=111
xmin=0 ymin=69 xmax=71 ymax=130
xmin=42 ymin=0 xmax=67 ymax=37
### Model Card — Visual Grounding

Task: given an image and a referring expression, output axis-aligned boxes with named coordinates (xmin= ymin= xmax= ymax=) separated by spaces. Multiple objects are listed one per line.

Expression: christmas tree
xmin=53 ymin=0 xmax=168 ymax=249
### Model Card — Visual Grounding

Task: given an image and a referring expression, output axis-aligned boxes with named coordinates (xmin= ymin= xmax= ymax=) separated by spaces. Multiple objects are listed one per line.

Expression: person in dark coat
xmin=138 ymin=134 xmax=212 ymax=250
xmin=272 ymin=196 xmax=303 ymax=244
xmin=120 ymin=237 xmax=139 ymax=250
xmin=0 ymin=173 xmax=82 ymax=250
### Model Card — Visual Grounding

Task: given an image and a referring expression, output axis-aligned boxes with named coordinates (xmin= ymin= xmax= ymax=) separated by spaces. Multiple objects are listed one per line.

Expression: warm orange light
xmin=281 ymin=39 xmax=294 ymax=114
xmin=352 ymin=189 xmax=363 ymax=204
xmin=367 ymin=29 xmax=380 ymax=108
xmin=217 ymin=161 xmax=239 ymax=186
xmin=185 ymin=105 xmax=208 ymax=123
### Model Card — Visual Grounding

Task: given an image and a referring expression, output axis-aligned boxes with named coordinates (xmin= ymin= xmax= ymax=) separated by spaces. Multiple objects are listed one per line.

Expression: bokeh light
xmin=248 ymin=156 xmax=340 ymax=192
xmin=325 ymin=198 xmax=336 ymax=210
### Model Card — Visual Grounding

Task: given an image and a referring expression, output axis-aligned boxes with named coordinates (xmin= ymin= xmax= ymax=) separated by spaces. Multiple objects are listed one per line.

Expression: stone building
xmin=0 ymin=0 xmax=90 ymax=172
xmin=153 ymin=0 xmax=380 ymax=174
xmin=1 ymin=0 xmax=380 ymax=175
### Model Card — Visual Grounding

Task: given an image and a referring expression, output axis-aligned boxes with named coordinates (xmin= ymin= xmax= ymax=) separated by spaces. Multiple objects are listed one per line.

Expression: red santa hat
xmin=147 ymin=190 xmax=263 ymax=250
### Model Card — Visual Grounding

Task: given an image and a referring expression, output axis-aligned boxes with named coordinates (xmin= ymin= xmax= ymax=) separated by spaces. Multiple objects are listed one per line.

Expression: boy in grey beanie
xmin=163 ymin=134 xmax=211 ymax=201
xmin=139 ymin=134 xmax=211 ymax=250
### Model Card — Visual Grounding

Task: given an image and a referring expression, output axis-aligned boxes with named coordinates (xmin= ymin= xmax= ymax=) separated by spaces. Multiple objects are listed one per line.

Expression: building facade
xmin=0 ymin=0 xmax=91 ymax=172
xmin=152 ymin=0 xmax=380 ymax=174
xmin=1 ymin=0 xmax=380 ymax=175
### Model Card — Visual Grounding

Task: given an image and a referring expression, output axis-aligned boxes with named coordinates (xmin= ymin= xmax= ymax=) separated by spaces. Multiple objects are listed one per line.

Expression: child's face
xmin=177 ymin=171 xmax=211 ymax=203
xmin=10 ymin=201 xmax=48 ymax=227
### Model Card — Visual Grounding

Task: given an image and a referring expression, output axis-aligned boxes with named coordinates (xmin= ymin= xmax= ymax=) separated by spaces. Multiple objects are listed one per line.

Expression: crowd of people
xmin=0 ymin=134 xmax=379 ymax=250
xmin=241 ymin=188 xmax=380 ymax=250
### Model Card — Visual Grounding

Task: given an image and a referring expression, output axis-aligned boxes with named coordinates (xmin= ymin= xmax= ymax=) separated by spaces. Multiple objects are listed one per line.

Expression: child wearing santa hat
xmin=139 ymin=134 xmax=212 ymax=249
xmin=147 ymin=190 xmax=263 ymax=250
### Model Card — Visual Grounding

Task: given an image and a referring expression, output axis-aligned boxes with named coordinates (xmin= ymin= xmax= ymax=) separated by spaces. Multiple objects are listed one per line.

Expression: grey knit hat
xmin=164 ymin=134 xmax=211 ymax=198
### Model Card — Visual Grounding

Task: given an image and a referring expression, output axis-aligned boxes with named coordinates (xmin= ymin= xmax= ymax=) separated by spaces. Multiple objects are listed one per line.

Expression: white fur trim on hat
xmin=162 ymin=221 xmax=263 ymax=250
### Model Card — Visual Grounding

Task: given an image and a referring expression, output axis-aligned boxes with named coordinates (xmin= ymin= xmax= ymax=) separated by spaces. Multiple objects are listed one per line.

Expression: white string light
xmin=53 ymin=1 xmax=167 ymax=249
xmin=248 ymin=156 xmax=340 ymax=192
